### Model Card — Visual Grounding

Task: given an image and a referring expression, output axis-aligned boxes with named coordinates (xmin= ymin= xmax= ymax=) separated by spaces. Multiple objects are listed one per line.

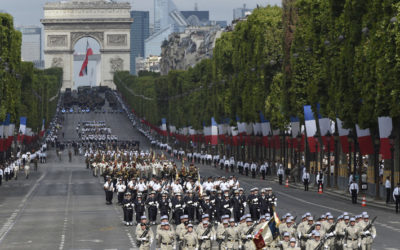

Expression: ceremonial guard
xmin=172 ymin=193 xmax=185 ymax=225
xmin=197 ymin=220 xmax=215 ymax=250
xmin=183 ymin=190 xmax=197 ymax=222
xmin=217 ymin=220 xmax=229 ymax=249
xmin=103 ymin=177 xmax=114 ymax=205
xmin=159 ymin=191 xmax=172 ymax=218
xmin=122 ymin=192 xmax=134 ymax=226
xmin=240 ymin=218 xmax=257 ymax=250
xmin=157 ymin=222 xmax=175 ymax=250
xmin=134 ymin=194 xmax=146 ymax=223
xmin=201 ymin=197 xmax=215 ymax=222
xmin=359 ymin=214 xmax=376 ymax=250
xmin=145 ymin=191 xmax=158 ymax=225
xmin=344 ymin=218 xmax=361 ymax=250
xmin=182 ymin=223 xmax=198 ymax=250
xmin=136 ymin=222 xmax=152 ymax=250
xmin=247 ymin=188 xmax=260 ymax=221
xmin=231 ymin=190 xmax=244 ymax=222
xmin=226 ymin=218 xmax=239 ymax=249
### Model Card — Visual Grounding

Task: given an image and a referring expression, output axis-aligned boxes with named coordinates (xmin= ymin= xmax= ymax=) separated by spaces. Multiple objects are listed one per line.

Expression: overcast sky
xmin=1 ymin=0 xmax=281 ymax=27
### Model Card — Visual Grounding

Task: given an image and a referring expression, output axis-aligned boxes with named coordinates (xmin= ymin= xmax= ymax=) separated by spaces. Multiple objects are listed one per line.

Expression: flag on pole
xmin=231 ymin=126 xmax=239 ymax=146
xmin=336 ymin=118 xmax=352 ymax=153
xmin=211 ymin=117 xmax=218 ymax=145
xmin=79 ymin=40 xmax=93 ymax=77
xmin=303 ymin=105 xmax=318 ymax=153
xmin=356 ymin=124 xmax=374 ymax=155
xmin=253 ymin=211 xmax=281 ymax=249
xmin=18 ymin=117 xmax=27 ymax=142
xmin=161 ymin=118 xmax=167 ymax=136
xmin=260 ymin=112 xmax=271 ymax=147
xmin=378 ymin=117 xmax=393 ymax=159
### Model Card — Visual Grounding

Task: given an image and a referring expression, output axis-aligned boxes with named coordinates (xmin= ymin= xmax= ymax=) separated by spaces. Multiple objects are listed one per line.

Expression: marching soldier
xmin=266 ymin=187 xmax=277 ymax=216
xmin=184 ymin=190 xmax=197 ymax=222
xmin=231 ymin=190 xmax=244 ymax=222
xmin=172 ymin=193 xmax=185 ymax=225
xmin=103 ymin=176 xmax=114 ymax=205
xmin=116 ymin=178 xmax=126 ymax=205
xmin=359 ymin=214 xmax=376 ymax=250
xmin=122 ymin=192 xmax=134 ymax=226
xmin=134 ymin=194 xmax=146 ymax=223
xmin=305 ymin=231 xmax=323 ymax=250
xmin=136 ymin=222 xmax=152 ymax=250
xmin=344 ymin=218 xmax=361 ymax=250
xmin=157 ymin=222 xmax=176 ymax=250
xmin=247 ymin=188 xmax=260 ymax=221
xmin=279 ymin=232 xmax=291 ymax=249
xmin=197 ymin=220 xmax=215 ymax=250
xmin=286 ymin=237 xmax=301 ymax=250
xmin=182 ymin=224 xmax=198 ymax=250
xmin=240 ymin=218 xmax=256 ymax=250
xmin=226 ymin=218 xmax=239 ymax=249
xmin=217 ymin=220 xmax=229 ymax=249
xmin=220 ymin=194 xmax=233 ymax=218
xmin=158 ymin=191 xmax=172 ymax=219
xmin=176 ymin=215 xmax=189 ymax=249
xmin=145 ymin=191 xmax=158 ymax=225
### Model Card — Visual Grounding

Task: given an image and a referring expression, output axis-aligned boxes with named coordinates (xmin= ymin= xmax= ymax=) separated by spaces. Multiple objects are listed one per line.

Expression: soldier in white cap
xmin=344 ymin=218 xmax=361 ymax=250
xmin=182 ymin=223 xmax=198 ymax=250
xmin=285 ymin=237 xmax=300 ymax=250
xmin=157 ymin=222 xmax=175 ymax=250
xmin=359 ymin=214 xmax=376 ymax=250
xmin=197 ymin=220 xmax=215 ymax=250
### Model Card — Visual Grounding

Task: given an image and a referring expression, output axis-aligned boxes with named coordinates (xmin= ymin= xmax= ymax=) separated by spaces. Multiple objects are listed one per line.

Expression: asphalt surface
xmin=0 ymin=108 xmax=399 ymax=250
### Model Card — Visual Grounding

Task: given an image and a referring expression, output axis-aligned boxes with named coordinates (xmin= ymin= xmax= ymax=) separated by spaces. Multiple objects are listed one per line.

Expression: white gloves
xmin=246 ymin=235 xmax=253 ymax=239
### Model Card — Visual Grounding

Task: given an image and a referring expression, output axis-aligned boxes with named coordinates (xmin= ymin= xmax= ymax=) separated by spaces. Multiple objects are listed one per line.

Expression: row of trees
xmin=0 ymin=13 xmax=62 ymax=134
xmin=114 ymin=1 xmax=400 ymax=151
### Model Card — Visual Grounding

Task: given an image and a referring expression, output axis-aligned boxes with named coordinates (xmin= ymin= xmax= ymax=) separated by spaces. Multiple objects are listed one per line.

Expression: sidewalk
xmin=279 ymin=177 xmax=396 ymax=212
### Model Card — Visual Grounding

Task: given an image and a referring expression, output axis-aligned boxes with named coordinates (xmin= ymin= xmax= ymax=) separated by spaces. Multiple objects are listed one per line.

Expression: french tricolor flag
xmin=231 ymin=126 xmax=239 ymax=146
xmin=317 ymin=110 xmax=334 ymax=152
xmin=7 ymin=122 xmax=14 ymax=149
xmin=40 ymin=119 xmax=45 ymax=137
xmin=161 ymin=118 xmax=167 ymax=136
xmin=211 ymin=117 xmax=218 ymax=145
xmin=303 ymin=105 xmax=318 ymax=153
xmin=18 ymin=117 xmax=27 ymax=142
xmin=0 ymin=122 xmax=4 ymax=152
xmin=260 ymin=112 xmax=271 ymax=147
xmin=336 ymin=118 xmax=352 ymax=153
xmin=356 ymin=124 xmax=374 ymax=155
xmin=273 ymin=129 xmax=280 ymax=149
xmin=290 ymin=117 xmax=302 ymax=150
xmin=203 ymin=122 xmax=211 ymax=144
xmin=378 ymin=117 xmax=393 ymax=159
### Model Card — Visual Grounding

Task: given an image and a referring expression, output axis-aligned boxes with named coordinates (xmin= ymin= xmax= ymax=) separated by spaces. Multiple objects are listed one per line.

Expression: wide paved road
xmin=0 ymin=109 xmax=399 ymax=250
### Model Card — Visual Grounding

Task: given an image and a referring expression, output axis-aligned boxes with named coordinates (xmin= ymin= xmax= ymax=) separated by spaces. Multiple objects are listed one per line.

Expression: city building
xmin=233 ymin=4 xmax=253 ymax=20
xmin=154 ymin=0 xmax=177 ymax=32
xmin=136 ymin=55 xmax=161 ymax=73
xmin=145 ymin=25 xmax=174 ymax=57
xmin=181 ymin=11 xmax=209 ymax=26
xmin=130 ymin=11 xmax=150 ymax=75
xmin=15 ymin=26 xmax=43 ymax=68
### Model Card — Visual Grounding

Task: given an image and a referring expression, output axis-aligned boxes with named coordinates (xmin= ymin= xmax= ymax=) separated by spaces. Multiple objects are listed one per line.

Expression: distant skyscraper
xmin=181 ymin=11 xmax=209 ymax=26
xmin=154 ymin=0 xmax=177 ymax=32
xmin=233 ymin=4 xmax=253 ymax=20
xmin=16 ymin=26 xmax=43 ymax=68
xmin=130 ymin=11 xmax=150 ymax=75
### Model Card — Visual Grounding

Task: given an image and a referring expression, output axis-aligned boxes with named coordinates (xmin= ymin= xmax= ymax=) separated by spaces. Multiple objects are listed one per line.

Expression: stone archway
xmin=41 ymin=0 xmax=133 ymax=90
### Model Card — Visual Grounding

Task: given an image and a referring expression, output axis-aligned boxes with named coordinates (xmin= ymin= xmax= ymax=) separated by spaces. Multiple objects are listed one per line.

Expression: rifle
xmin=218 ymin=230 xmax=227 ymax=250
xmin=136 ymin=225 xmax=150 ymax=247
xmin=315 ymin=237 xmax=327 ymax=250
xmin=361 ymin=216 xmax=377 ymax=237
xmin=327 ymin=221 xmax=338 ymax=234
xmin=242 ymin=221 xmax=260 ymax=243
xmin=199 ymin=224 xmax=213 ymax=248
xmin=300 ymin=224 xmax=316 ymax=240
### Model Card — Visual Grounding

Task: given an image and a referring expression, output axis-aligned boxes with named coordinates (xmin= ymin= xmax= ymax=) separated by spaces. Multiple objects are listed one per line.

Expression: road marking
xmin=78 ymin=239 xmax=103 ymax=243
xmin=59 ymin=171 xmax=72 ymax=250
xmin=0 ymin=172 xmax=46 ymax=244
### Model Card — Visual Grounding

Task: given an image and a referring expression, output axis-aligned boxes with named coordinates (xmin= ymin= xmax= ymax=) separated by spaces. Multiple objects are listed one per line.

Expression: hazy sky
xmin=1 ymin=0 xmax=281 ymax=27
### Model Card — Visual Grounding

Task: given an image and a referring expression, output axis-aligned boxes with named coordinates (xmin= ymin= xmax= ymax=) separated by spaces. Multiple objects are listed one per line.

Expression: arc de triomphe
xmin=41 ymin=0 xmax=133 ymax=90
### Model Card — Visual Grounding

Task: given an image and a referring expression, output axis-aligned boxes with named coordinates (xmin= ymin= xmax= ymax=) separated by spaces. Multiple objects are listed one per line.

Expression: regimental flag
xmin=253 ymin=211 xmax=281 ymax=249
xmin=211 ymin=117 xmax=218 ymax=145
xmin=378 ymin=117 xmax=393 ymax=159
xmin=79 ymin=40 xmax=93 ymax=77
xmin=260 ymin=112 xmax=271 ymax=147
xmin=304 ymin=105 xmax=318 ymax=153
xmin=161 ymin=118 xmax=167 ymax=136
xmin=356 ymin=124 xmax=374 ymax=155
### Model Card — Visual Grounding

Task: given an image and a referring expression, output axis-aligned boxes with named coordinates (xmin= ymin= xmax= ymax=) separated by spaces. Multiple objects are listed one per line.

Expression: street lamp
xmin=389 ymin=131 xmax=396 ymax=195
xmin=348 ymin=130 xmax=354 ymax=177
xmin=333 ymin=131 xmax=339 ymax=188
xmin=326 ymin=131 xmax=332 ymax=188
xmin=374 ymin=136 xmax=380 ymax=199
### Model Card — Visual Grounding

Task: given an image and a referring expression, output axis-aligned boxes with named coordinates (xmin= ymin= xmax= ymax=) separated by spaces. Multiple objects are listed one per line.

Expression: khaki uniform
xmin=136 ymin=226 xmax=152 ymax=250
xmin=225 ymin=226 xmax=239 ymax=249
xmin=298 ymin=223 xmax=312 ymax=249
xmin=284 ymin=246 xmax=301 ymax=250
xmin=176 ymin=223 xmax=186 ymax=248
xmin=279 ymin=240 xmax=290 ymax=249
xmin=182 ymin=231 xmax=198 ymax=250
xmin=358 ymin=221 xmax=376 ymax=250
xmin=335 ymin=221 xmax=347 ymax=248
xmin=305 ymin=239 xmax=321 ymax=250
xmin=240 ymin=225 xmax=256 ymax=250
xmin=344 ymin=225 xmax=361 ymax=250
xmin=158 ymin=229 xmax=176 ymax=250
xmin=324 ymin=222 xmax=336 ymax=250
xmin=283 ymin=225 xmax=297 ymax=239
xmin=197 ymin=225 xmax=215 ymax=250
xmin=217 ymin=226 xmax=228 ymax=249
xmin=321 ymin=220 xmax=330 ymax=232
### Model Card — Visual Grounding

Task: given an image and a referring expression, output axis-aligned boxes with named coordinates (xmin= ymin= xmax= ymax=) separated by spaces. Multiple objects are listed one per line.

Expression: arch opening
xmin=73 ymin=37 xmax=101 ymax=89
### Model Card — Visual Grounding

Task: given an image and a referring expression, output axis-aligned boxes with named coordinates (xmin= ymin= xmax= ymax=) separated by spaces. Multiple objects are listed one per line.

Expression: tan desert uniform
xmin=305 ymin=238 xmax=321 ymax=250
xmin=182 ymin=230 xmax=198 ymax=250
xmin=344 ymin=223 xmax=361 ymax=250
xmin=358 ymin=220 xmax=376 ymax=250
xmin=136 ymin=225 xmax=152 ymax=250
xmin=197 ymin=224 xmax=215 ymax=250
xmin=225 ymin=225 xmax=239 ymax=249
xmin=240 ymin=224 xmax=256 ymax=250
xmin=158 ymin=228 xmax=176 ymax=250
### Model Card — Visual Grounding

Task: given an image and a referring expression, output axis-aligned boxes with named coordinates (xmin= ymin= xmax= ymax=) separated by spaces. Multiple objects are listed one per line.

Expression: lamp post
xmin=326 ymin=131 xmax=332 ymax=188
xmin=333 ymin=131 xmax=339 ymax=188
xmin=374 ymin=137 xmax=380 ymax=199
xmin=348 ymin=131 xmax=354 ymax=177
xmin=314 ymin=134 xmax=319 ymax=173
xmin=389 ymin=131 xmax=396 ymax=196
xmin=297 ymin=133 xmax=302 ymax=182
